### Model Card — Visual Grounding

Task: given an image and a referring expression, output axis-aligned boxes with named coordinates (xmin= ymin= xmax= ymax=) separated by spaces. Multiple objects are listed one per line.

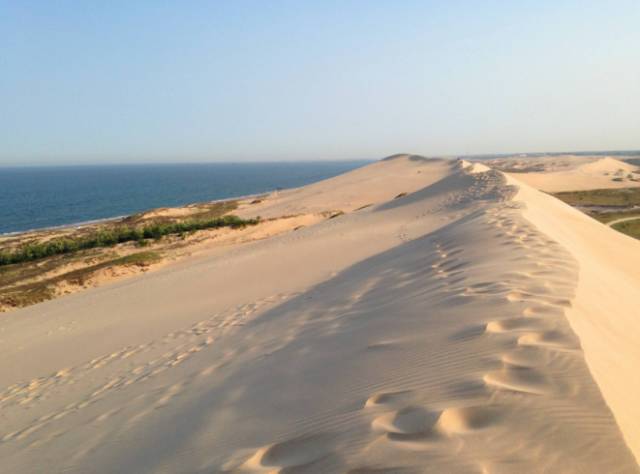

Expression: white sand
xmin=1 ymin=155 xmax=638 ymax=473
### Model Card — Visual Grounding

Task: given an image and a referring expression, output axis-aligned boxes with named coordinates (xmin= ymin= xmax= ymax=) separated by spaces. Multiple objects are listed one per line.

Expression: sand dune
xmin=487 ymin=155 xmax=640 ymax=191
xmin=235 ymin=154 xmax=452 ymax=219
xmin=1 ymin=156 xmax=639 ymax=473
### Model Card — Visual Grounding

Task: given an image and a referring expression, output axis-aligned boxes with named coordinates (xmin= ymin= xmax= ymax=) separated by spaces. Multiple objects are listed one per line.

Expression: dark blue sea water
xmin=0 ymin=161 xmax=370 ymax=235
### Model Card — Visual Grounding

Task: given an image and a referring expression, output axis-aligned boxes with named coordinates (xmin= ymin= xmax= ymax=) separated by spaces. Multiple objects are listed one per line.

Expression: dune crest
xmin=0 ymin=156 xmax=638 ymax=473
xmin=509 ymin=172 xmax=640 ymax=463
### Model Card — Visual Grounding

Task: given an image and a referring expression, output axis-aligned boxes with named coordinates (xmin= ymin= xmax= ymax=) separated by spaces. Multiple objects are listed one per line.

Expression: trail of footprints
xmin=443 ymin=168 xmax=517 ymax=211
xmin=0 ymin=292 xmax=298 ymax=445
xmin=479 ymin=207 xmax=579 ymax=394
xmin=354 ymin=204 xmax=581 ymax=466
xmin=431 ymin=242 xmax=465 ymax=283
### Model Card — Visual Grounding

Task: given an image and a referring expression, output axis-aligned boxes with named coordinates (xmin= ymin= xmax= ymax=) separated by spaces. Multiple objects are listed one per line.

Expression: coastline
xmin=0 ymin=194 xmax=257 ymax=238
xmin=0 ymin=160 xmax=373 ymax=236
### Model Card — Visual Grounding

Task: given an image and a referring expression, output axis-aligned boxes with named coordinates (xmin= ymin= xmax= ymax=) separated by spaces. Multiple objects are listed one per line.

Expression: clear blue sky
xmin=1 ymin=0 xmax=638 ymax=165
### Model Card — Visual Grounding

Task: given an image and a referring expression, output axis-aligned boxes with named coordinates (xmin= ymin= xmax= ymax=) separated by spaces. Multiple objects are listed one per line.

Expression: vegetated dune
xmin=487 ymin=155 xmax=640 ymax=192
xmin=1 ymin=156 xmax=639 ymax=473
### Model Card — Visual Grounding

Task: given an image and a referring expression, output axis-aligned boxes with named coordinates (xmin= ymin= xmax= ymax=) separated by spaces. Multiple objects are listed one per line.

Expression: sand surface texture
xmin=1 ymin=155 xmax=638 ymax=473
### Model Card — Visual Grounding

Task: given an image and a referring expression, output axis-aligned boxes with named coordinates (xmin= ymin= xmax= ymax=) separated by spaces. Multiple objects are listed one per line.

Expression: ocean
xmin=0 ymin=161 xmax=370 ymax=235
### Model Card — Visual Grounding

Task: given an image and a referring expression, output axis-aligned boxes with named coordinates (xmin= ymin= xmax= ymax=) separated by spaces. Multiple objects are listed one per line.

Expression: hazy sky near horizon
xmin=1 ymin=1 xmax=639 ymax=165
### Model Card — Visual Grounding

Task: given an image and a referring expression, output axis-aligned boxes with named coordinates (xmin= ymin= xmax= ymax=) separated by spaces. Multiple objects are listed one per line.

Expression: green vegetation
xmin=0 ymin=215 xmax=259 ymax=267
xmin=552 ymin=187 xmax=640 ymax=207
xmin=551 ymin=187 xmax=640 ymax=240
xmin=110 ymin=251 xmax=161 ymax=266
xmin=588 ymin=210 xmax=640 ymax=224
xmin=0 ymin=249 xmax=111 ymax=290
xmin=122 ymin=200 xmax=238 ymax=226
xmin=61 ymin=252 xmax=161 ymax=285
xmin=0 ymin=279 xmax=55 ymax=309
xmin=612 ymin=219 xmax=640 ymax=240
xmin=0 ymin=251 xmax=161 ymax=309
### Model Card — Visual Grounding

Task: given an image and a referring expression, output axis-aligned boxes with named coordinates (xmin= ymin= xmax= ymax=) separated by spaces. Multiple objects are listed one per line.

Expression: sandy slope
xmin=511 ymin=176 xmax=640 ymax=462
xmin=0 ymin=156 xmax=638 ymax=473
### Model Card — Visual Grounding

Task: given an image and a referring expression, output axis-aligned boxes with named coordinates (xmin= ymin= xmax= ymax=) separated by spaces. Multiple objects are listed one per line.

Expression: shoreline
xmin=0 ymin=215 xmax=129 ymax=238
xmin=0 ymin=192 xmax=267 ymax=238
xmin=0 ymin=160 xmax=373 ymax=236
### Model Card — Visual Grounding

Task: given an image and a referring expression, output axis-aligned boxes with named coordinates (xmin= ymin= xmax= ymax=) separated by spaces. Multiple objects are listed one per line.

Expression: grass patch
xmin=553 ymin=188 xmax=640 ymax=207
xmin=62 ymin=251 xmax=161 ymax=285
xmin=0 ymin=251 xmax=161 ymax=309
xmin=0 ymin=281 xmax=55 ymax=309
xmin=183 ymin=201 xmax=239 ymax=221
xmin=110 ymin=251 xmax=161 ymax=266
xmin=0 ymin=215 xmax=258 ymax=267
xmin=587 ymin=210 xmax=640 ymax=224
xmin=611 ymin=219 xmax=640 ymax=240
xmin=122 ymin=200 xmax=238 ymax=226
xmin=0 ymin=250 xmax=106 ymax=289
xmin=551 ymin=187 xmax=640 ymax=240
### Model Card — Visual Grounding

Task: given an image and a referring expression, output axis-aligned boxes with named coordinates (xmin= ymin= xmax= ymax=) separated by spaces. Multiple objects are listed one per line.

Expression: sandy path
xmin=606 ymin=216 xmax=640 ymax=226
xmin=0 ymin=157 xmax=638 ymax=473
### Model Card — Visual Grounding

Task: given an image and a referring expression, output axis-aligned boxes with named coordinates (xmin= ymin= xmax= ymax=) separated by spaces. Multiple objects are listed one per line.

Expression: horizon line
xmin=1 ymin=148 xmax=639 ymax=168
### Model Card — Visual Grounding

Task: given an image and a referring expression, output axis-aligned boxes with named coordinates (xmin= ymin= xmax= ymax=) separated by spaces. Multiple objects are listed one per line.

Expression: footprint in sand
xmin=505 ymin=291 xmax=530 ymax=302
xmin=364 ymin=390 xmax=413 ymax=408
xmin=518 ymin=330 xmax=578 ymax=351
xmin=237 ymin=433 xmax=332 ymax=471
xmin=500 ymin=347 xmax=547 ymax=368
xmin=372 ymin=404 xmax=500 ymax=450
xmin=483 ymin=366 xmax=551 ymax=395
xmin=484 ymin=317 xmax=547 ymax=334
xmin=437 ymin=406 xmax=500 ymax=434
xmin=371 ymin=406 xmax=440 ymax=436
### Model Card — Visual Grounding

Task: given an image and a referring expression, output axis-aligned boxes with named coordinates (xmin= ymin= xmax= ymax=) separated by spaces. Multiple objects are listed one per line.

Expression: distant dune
xmin=487 ymin=154 xmax=640 ymax=191
xmin=1 ymin=155 xmax=639 ymax=473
